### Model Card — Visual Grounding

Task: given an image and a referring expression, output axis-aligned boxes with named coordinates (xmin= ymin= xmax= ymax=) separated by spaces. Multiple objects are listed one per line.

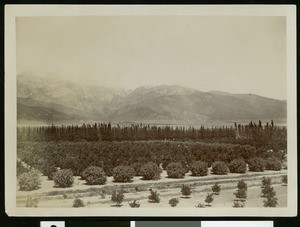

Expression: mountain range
xmin=17 ymin=73 xmax=287 ymax=125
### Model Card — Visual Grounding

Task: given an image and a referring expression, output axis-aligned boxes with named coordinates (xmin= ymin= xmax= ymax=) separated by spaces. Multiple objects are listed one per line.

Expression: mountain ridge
xmin=17 ymin=73 xmax=287 ymax=125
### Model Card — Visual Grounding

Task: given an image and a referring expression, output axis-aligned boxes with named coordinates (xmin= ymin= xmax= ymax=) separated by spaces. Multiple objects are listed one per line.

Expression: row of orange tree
xmin=17 ymin=140 xmax=284 ymax=177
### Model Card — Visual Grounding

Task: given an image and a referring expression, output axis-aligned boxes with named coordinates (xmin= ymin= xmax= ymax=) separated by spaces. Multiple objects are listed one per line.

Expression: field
xmin=16 ymin=123 xmax=287 ymax=209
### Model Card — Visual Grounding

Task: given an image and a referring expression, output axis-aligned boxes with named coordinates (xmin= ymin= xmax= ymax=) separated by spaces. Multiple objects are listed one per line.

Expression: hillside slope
xmin=17 ymin=73 xmax=287 ymax=125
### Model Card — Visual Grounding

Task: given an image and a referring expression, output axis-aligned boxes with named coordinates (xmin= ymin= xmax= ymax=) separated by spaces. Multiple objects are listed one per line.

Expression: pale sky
xmin=16 ymin=16 xmax=286 ymax=100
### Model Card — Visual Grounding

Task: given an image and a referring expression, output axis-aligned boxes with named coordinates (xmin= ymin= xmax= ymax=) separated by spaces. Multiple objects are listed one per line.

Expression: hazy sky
xmin=16 ymin=16 xmax=286 ymax=100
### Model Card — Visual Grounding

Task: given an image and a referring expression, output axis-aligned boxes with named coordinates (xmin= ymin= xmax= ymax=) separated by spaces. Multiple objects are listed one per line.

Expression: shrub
xmin=113 ymin=165 xmax=135 ymax=183
xmin=53 ymin=169 xmax=74 ymax=188
xmin=190 ymin=161 xmax=208 ymax=176
xmin=111 ymin=190 xmax=124 ymax=206
xmin=181 ymin=184 xmax=192 ymax=198
xmin=25 ymin=196 xmax=39 ymax=207
xmin=166 ymin=162 xmax=186 ymax=178
xmin=212 ymin=183 xmax=221 ymax=195
xmin=211 ymin=161 xmax=229 ymax=175
xmin=195 ymin=203 xmax=206 ymax=208
xmin=73 ymin=197 xmax=84 ymax=208
xmin=282 ymin=175 xmax=287 ymax=185
xmin=247 ymin=158 xmax=265 ymax=172
xmin=234 ymin=189 xmax=247 ymax=201
xmin=261 ymin=184 xmax=276 ymax=198
xmin=237 ymin=180 xmax=248 ymax=190
xmin=263 ymin=196 xmax=278 ymax=207
xmin=148 ymin=189 xmax=160 ymax=203
xmin=261 ymin=177 xmax=271 ymax=188
xmin=140 ymin=162 xmax=162 ymax=180
xmin=129 ymin=200 xmax=140 ymax=208
xmin=169 ymin=198 xmax=179 ymax=207
xmin=264 ymin=158 xmax=282 ymax=171
xmin=229 ymin=159 xmax=247 ymax=173
xmin=18 ymin=170 xmax=41 ymax=191
xmin=205 ymin=193 xmax=214 ymax=206
xmin=80 ymin=166 xmax=107 ymax=185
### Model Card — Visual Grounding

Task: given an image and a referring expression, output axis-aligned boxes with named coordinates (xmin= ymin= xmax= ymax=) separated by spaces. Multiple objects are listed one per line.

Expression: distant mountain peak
xmin=17 ymin=72 xmax=287 ymax=125
xmin=132 ymin=84 xmax=196 ymax=96
xmin=209 ymin=90 xmax=233 ymax=96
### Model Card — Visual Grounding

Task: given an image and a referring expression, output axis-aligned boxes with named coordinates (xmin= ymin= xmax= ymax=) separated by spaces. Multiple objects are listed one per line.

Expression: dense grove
xmin=17 ymin=140 xmax=284 ymax=178
xmin=17 ymin=121 xmax=287 ymax=185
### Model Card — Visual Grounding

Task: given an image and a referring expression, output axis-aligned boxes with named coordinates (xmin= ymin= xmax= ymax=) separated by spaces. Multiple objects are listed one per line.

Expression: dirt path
xmin=17 ymin=169 xmax=287 ymax=208
xmin=20 ymin=183 xmax=286 ymax=208
xmin=17 ymin=168 xmax=287 ymax=196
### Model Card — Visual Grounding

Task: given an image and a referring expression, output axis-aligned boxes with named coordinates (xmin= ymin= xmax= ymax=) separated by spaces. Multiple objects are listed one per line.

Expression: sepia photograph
xmin=5 ymin=5 xmax=297 ymax=216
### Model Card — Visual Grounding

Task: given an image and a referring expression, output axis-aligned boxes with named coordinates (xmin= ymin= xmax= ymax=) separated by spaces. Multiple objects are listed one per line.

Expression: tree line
xmin=17 ymin=120 xmax=286 ymax=149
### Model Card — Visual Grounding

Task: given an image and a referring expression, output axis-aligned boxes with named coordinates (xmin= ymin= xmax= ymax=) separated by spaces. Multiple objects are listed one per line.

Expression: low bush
xmin=205 ymin=193 xmax=214 ymax=206
xmin=234 ymin=189 xmax=247 ymax=201
xmin=261 ymin=177 xmax=271 ymax=187
xmin=211 ymin=161 xmax=229 ymax=175
xmin=212 ymin=183 xmax=221 ymax=195
xmin=129 ymin=200 xmax=140 ymax=208
xmin=73 ymin=197 xmax=84 ymax=207
xmin=195 ymin=203 xmax=206 ymax=208
xmin=148 ymin=189 xmax=160 ymax=203
xmin=261 ymin=179 xmax=278 ymax=206
xmin=229 ymin=159 xmax=247 ymax=173
xmin=18 ymin=170 xmax=41 ymax=191
xmin=247 ymin=158 xmax=265 ymax=172
xmin=237 ymin=180 xmax=248 ymax=190
xmin=190 ymin=161 xmax=208 ymax=176
xmin=264 ymin=158 xmax=282 ymax=171
xmin=169 ymin=198 xmax=179 ymax=207
xmin=140 ymin=162 xmax=162 ymax=180
xmin=81 ymin=166 xmax=107 ymax=185
xmin=111 ymin=190 xmax=124 ymax=206
xmin=166 ymin=162 xmax=186 ymax=178
xmin=181 ymin=184 xmax=192 ymax=198
xmin=261 ymin=184 xmax=276 ymax=198
xmin=53 ymin=169 xmax=74 ymax=188
xmin=263 ymin=196 xmax=278 ymax=207
xmin=113 ymin=165 xmax=135 ymax=183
